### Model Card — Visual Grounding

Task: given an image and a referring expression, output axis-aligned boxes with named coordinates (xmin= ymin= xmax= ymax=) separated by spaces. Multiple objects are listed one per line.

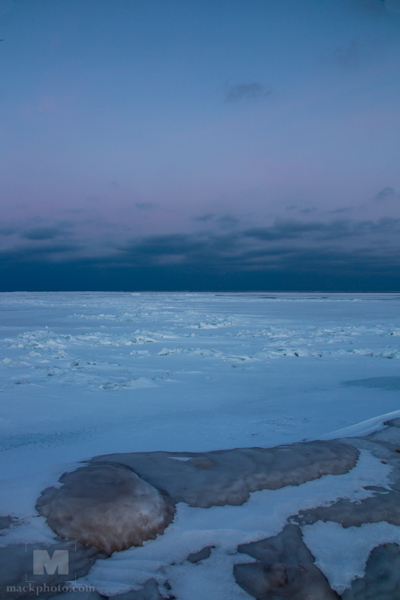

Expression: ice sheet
xmin=1 ymin=292 xmax=400 ymax=472
xmin=1 ymin=292 xmax=400 ymax=598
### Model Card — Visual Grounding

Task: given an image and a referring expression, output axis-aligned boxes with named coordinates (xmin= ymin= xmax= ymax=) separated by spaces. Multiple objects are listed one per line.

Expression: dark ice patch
xmin=187 ymin=546 xmax=214 ymax=563
xmin=342 ymin=543 xmax=400 ymax=600
xmin=295 ymin=489 xmax=400 ymax=528
xmin=342 ymin=377 xmax=400 ymax=391
xmin=91 ymin=441 xmax=359 ymax=508
xmin=235 ymin=524 xmax=339 ymax=599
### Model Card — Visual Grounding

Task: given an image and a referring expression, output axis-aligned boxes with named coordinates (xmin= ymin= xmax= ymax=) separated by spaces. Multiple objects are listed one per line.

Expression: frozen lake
xmin=0 ymin=291 xmax=400 ymax=480
xmin=1 ymin=292 xmax=400 ymax=599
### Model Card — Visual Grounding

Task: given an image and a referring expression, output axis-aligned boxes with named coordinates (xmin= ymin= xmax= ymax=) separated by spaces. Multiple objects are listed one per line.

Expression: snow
xmin=302 ymin=520 xmax=400 ymax=594
xmin=1 ymin=292 xmax=400 ymax=598
xmin=316 ymin=409 xmax=400 ymax=440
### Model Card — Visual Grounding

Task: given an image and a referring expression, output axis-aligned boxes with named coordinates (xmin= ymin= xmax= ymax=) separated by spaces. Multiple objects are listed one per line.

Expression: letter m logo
xmin=33 ymin=549 xmax=69 ymax=575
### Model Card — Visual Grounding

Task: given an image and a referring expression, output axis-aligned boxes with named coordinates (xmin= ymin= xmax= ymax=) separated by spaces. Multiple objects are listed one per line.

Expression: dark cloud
xmin=0 ymin=227 xmax=17 ymax=236
xmin=192 ymin=213 xmax=240 ymax=228
xmin=284 ymin=206 xmax=317 ymax=215
xmin=1 ymin=217 xmax=400 ymax=291
xmin=11 ymin=217 xmax=400 ymax=267
xmin=124 ymin=233 xmax=206 ymax=257
xmin=243 ymin=219 xmax=330 ymax=242
xmin=217 ymin=215 xmax=240 ymax=229
xmin=376 ymin=187 xmax=396 ymax=201
xmin=113 ymin=217 xmax=400 ymax=273
xmin=65 ymin=208 xmax=85 ymax=214
xmin=24 ymin=242 xmax=81 ymax=256
xmin=12 ymin=216 xmax=400 ymax=268
xmin=116 ymin=231 xmax=241 ymax=270
xmin=225 ymin=83 xmax=271 ymax=102
xmin=135 ymin=202 xmax=156 ymax=210
xmin=242 ymin=217 xmax=400 ymax=244
xmin=0 ymin=242 xmax=82 ymax=262
xmin=22 ymin=226 xmax=63 ymax=241
xmin=192 ymin=213 xmax=215 ymax=222
xmin=1 ymin=223 xmax=400 ymax=292
xmin=327 ymin=207 xmax=353 ymax=214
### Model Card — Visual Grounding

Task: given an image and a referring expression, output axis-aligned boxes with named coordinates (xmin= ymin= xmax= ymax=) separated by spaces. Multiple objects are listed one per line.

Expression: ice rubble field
xmin=1 ymin=291 xmax=400 ymax=598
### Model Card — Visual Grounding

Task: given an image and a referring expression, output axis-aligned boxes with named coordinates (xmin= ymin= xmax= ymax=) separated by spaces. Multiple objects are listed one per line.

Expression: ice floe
xmin=1 ymin=292 xmax=400 ymax=598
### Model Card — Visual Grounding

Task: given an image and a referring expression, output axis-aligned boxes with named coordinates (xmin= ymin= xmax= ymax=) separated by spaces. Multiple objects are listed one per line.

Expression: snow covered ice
xmin=1 ymin=292 xmax=400 ymax=598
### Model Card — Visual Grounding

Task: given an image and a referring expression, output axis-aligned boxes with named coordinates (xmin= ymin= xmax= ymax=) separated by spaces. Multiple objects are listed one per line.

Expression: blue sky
xmin=1 ymin=0 xmax=400 ymax=290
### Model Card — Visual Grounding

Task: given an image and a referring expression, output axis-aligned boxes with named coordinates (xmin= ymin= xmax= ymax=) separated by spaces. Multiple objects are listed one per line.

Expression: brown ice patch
xmin=91 ymin=440 xmax=359 ymax=508
xmin=36 ymin=463 xmax=175 ymax=555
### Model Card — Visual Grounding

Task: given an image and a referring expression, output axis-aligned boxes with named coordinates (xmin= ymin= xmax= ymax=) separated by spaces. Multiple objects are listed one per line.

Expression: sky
xmin=0 ymin=0 xmax=400 ymax=291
